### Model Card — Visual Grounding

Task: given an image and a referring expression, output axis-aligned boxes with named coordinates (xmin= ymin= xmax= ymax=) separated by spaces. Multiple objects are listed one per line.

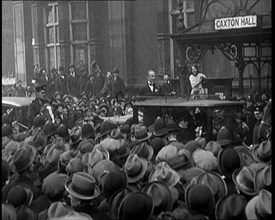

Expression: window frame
xmin=69 ymin=1 xmax=90 ymax=68
xmin=44 ymin=2 xmax=59 ymax=70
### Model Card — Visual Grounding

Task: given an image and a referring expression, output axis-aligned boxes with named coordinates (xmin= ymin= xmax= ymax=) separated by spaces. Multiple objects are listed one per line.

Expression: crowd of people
xmin=1 ymin=62 xmax=272 ymax=220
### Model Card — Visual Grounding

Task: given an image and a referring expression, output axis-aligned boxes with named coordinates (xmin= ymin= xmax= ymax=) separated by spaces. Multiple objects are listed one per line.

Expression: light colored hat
xmin=252 ymin=140 xmax=271 ymax=163
xmin=12 ymin=142 xmax=36 ymax=173
xmin=205 ymin=141 xmax=221 ymax=157
xmin=87 ymin=148 xmax=110 ymax=174
xmin=123 ymin=154 xmax=148 ymax=183
xmin=42 ymin=171 xmax=69 ymax=198
xmin=130 ymin=142 xmax=154 ymax=161
xmin=100 ymin=137 xmax=122 ymax=153
xmin=149 ymin=161 xmax=180 ymax=187
xmin=245 ymin=189 xmax=271 ymax=220
xmin=131 ymin=125 xmax=152 ymax=142
xmin=156 ymin=145 xmax=178 ymax=163
xmin=47 ymin=201 xmax=72 ymax=219
xmin=192 ymin=148 xmax=218 ymax=171
xmin=66 ymin=157 xmax=83 ymax=175
xmin=196 ymin=171 xmax=228 ymax=203
xmin=65 ymin=172 xmax=100 ymax=200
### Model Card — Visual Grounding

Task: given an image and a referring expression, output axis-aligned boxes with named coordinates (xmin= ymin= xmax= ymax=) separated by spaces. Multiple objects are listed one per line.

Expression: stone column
xmin=13 ymin=1 xmax=33 ymax=86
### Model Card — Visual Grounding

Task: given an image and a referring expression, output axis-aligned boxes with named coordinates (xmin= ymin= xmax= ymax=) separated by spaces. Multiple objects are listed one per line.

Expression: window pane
xmin=187 ymin=12 xmax=195 ymax=27
xmin=73 ymin=44 xmax=88 ymax=65
xmin=48 ymin=47 xmax=55 ymax=68
xmin=72 ymin=23 xmax=87 ymax=41
xmin=54 ymin=5 xmax=58 ymax=23
xmin=71 ymin=2 xmax=86 ymax=20
xmin=47 ymin=27 xmax=55 ymax=43
xmin=46 ymin=5 xmax=53 ymax=24
xmin=186 ymin=0 xmax=194 ymax=10
xmin=55 ymin=26 xmax=59 ymax=43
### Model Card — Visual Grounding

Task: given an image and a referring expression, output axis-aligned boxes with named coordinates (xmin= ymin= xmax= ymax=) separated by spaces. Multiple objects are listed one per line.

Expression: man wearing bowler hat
xmin=27 ymin=84 xmax=49 ymax=129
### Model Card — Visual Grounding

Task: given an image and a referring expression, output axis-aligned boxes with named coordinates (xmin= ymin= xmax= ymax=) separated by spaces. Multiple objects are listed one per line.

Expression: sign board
xmin=214 ymin=15 xmax=257 ymax=30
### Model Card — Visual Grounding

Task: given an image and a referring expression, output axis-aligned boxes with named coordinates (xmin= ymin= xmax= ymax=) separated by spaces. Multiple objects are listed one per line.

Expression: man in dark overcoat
xmin=27 ymin=84 xmax=49 ymax=129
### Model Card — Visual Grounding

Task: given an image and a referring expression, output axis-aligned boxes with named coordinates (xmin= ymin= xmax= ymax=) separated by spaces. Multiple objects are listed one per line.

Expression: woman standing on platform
xmin=189 ymin=65 xmax=207 ymax=98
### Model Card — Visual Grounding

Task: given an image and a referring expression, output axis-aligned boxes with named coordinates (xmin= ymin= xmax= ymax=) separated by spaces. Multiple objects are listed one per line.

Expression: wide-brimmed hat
xmin=142 ymin=181 xmax=173 ymax=215
xmin=254 ymin=164 xmax=271 ymax=192
xmin=43 ymin=121 xmax=57 ymax=137
xmin=2 ymin=141 xmax=19 ymax=161
xmin=232 ymin=163 xmax=266 ymax=196
xmin=185 ymin=184 xmax=215 ymax=216
xmin=108 ymin=188 xmax=133 ymax=219
xmin=204 ymin=141 xmax=221 ymax=157
xmin=215 ymin=194 xmax=248 ymax=220
xmin=12 ymin=142 xmax=36 ymax=173
xmin=165 ymin=149 xmax=191 ymax=171
xmin=65 ymin=172 xmax=100 ymax=200
xmin=100 ymin=137 xmax=122 ymax=153
xmin=149 ymin=161 xmax=180 ymax=187
xmin=87 ymin=148 xmax=110 ymax=173
xmin=99 ymin=120 xmax=118 ymax=139
xmin=91 ymin=159 xmax=117 ymax=181
xmin=234 ymin=145 xmax=256 ymax=168
xmin=42 ymin=171 xmax=69 ymax=198
xmin=99 ymin=168 xmax=128 ymax=199
xmin=66 ymin=157 xmax=83 ymax=175
xmin=81 ymin=123 xmax=94 ymax=139
xmin=131 ymin=125 xmax=152 ymax=142
xmin=47 ymin=201 xmax=72 ymax=219
xmin=183 ymin=140 xmax=201 ymax=154
xmin=116 ymin=142 xmax=130 ymax=159
xmin=216 ymin=126 xmax=233 ymax=146
xmin=32 ymin=128 xmax=47 ymax=149
xmin=196 ymin=171 xmax=228 ymax=203
xmin=110 ymin=128 xmax=124 ymax=140
xmin=179 ymin=167 xmax=205 ymax=187
xmin=156 ymin=144 xmax=178 ymax=163
xmin=245 ymin=189 xmax=271 ymax=220
xmin=77 ymin=139 xmax=94 ymax=154
xmin=123 ymin=154 xmax=148 ymax=183
xmin=217 ymin=148 xmax=241 ymax=178
xmin=153 ymin=117 xmax=168 ymax=137
xmin=118 ymin=192 xmax=154 ymax=220
xmin=33 ymin=115 xmax=46 ymax=129
xmin=191 ymin=148 xmax=218 ymax=171
xmin=150 ymin=137 xmax=165 ymax=157
xmin=7 ymin=185 xmax=33 ymax=207
xmin=251 ymin=140 xmax=271 ymax=163
xmin=130 ymin=142 xmax=154 ymax=161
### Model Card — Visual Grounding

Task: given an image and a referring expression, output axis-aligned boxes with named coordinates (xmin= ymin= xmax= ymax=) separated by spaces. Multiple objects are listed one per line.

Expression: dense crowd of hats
xmin=2 ymin=96 xmax=272 ymax=220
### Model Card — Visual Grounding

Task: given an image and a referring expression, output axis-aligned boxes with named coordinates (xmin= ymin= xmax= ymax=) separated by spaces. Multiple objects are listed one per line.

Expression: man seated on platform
xmin=160 ymin=73 xmax=176 ymax=96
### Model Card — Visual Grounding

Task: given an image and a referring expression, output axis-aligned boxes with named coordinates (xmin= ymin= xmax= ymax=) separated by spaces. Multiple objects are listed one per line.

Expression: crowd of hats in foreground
xmin=2 ymin=112 xmax=272 ymax=220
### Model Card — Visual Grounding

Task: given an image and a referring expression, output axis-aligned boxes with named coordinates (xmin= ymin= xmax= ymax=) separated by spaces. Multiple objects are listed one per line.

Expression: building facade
xmin=9 ymin=0 xmax=271 ymax=96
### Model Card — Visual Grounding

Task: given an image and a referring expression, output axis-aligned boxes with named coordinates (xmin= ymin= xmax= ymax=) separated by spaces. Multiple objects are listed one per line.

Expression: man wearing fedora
xmin=112 ymin=67 xmax=126 ymax=102
xmin=27 ymin=84 xmax=49 ymax=129
xmin=65 ymin=172 xmax=113 ymax=220
xmin=2 ymin=142 xmax=41 ymax=203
